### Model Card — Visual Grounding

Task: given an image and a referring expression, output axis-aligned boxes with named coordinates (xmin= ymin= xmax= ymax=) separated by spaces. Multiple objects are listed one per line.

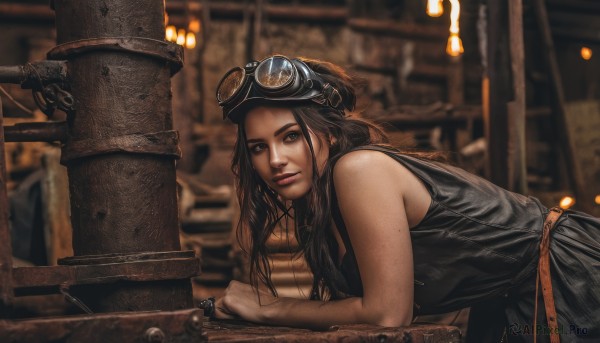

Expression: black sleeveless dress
xmin=330 ymin=146 xmax=600 ymax=342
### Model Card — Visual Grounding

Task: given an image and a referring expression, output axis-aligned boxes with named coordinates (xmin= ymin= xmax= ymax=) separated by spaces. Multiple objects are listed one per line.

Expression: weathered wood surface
xmin=0 ymin=95 xmax=14 ymax=313
xmin=508 ymin=0 xmax=527 ymax=194
xmin=484 ymin=0 xmax=511 ymax=189
xmin=204 ymin=320 xmax=461 ymax=342
xmin=12 ymin=252 xmax=199 ymax=296
xmin=40 ymin=147 xmax=73 ymax=265
xmin=563 ymin=101 xmax=600 ymax=216
xmin=532 ymin=0 xmax=587 ymax=210
xmin=0 ymin=309 xmax=206 ymax=343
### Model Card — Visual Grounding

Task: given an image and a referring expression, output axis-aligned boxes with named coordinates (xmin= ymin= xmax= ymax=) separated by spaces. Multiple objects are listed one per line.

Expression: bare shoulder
xmin=333 ymin=149 xmax=431 ymax=228
xmin=333 ymin=149 xmax=409 ymax=184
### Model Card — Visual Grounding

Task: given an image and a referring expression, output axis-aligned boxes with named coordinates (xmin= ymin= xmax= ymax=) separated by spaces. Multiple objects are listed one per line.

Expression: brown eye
xmin=249 ymin=143 xmax=266 ymax=154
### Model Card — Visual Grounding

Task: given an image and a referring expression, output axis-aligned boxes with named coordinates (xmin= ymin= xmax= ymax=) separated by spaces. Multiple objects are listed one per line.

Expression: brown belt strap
xmin=533 ymin=206 xmax=563 ymax=343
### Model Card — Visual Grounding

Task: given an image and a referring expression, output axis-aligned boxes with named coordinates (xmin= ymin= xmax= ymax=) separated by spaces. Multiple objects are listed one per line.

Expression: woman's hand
xmin=214 ymin=280 xmax=277 ymax=323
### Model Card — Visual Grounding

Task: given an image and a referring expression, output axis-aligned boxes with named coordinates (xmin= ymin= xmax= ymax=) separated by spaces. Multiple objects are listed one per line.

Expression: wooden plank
xmin=485 ymin=0 xmax=511 ymax=189
xmin=204 ymin=321 xmax=461 ymax=343
xmin=12 ymin=258 xmax=199 ymax=295
xmin=0 ymin=309 xmax=205 ymax=343
xmin=0 ymin=96 xmax=14 ymax=313
xmin=0 ymin=2 xmax=347 ymax=23
xmin=348 ymin=18 xmax=447 ymax=40
xmin=563 ymin=101 xmax=600 ymax=216
xmin=532 ymin=0 xmax=588 ymax=210
xmin=0 ymin=3 xmax=54 ymax=21
xmin=508 ymin=0 xmax=527 ymax=194
xmin=168 ymin=2 xmax=348 ymax=22
xmin=40 ymin=147 xmax=73 ymax=265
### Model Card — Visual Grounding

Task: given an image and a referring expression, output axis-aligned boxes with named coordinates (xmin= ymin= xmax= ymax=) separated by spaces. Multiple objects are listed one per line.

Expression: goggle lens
xmin=217 ymin=67 xmax=245 ymax=103
xmin=255 ymin=56 xmax=294 ymax=90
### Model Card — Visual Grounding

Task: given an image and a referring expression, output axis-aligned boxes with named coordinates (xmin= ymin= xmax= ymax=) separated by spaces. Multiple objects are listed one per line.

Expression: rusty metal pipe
xmin=0 ymin=61 xmax=67 ymax=88
xmin=3 ymin=121 xmax=68 ymax=142
xmin=50 ymin=0 xmax=192 ymax=312
xmin=0 ymin=66 xmax=25 ymax=84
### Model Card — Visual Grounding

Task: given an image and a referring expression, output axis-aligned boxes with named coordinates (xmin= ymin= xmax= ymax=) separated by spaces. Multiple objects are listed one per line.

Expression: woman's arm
xmin=216 ymin=150 xmax=425 ymax=329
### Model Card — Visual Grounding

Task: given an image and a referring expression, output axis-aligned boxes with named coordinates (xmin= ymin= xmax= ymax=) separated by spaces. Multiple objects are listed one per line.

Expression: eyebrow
xmin=246 ymin=122 xmax=299 ymax=144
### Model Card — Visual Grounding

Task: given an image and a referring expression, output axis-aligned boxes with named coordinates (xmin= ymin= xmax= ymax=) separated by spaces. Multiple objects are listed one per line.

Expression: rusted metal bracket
xmin=0 ymin=308 xmax=207 ymax=343
xmin=0 ymin=60 xmax=73 ymax=117
xmin=47 ymin=37 xmax=184 ymax=75
xmin=32 ymin=83 xmax=75 ymax=116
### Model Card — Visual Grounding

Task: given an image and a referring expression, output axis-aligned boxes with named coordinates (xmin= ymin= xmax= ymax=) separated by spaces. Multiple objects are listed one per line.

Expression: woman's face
xmin=244 ymin=106 xmax=329 ymax=200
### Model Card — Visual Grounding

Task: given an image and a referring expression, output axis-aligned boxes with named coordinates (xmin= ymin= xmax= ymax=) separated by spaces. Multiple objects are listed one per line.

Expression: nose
xmin=269 ymin=145 xmax=288 ymax=169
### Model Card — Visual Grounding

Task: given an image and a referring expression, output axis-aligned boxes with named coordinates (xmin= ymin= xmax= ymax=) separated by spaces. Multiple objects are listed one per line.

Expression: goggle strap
xmin=322 ymin=83 xmax=343 ymax=110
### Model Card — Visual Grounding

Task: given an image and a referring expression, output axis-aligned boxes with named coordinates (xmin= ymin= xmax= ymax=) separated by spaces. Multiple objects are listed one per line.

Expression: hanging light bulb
xmin=176 ymin=29 xmax=186 ymax=46
xmin=188 ymin=18 xmax=201 ymax=33
xmin=185 ymin=32 xmax=197 ymax=49
xmin=446 ymin=0 xmax=464 ymax=56
xmin=427 ymin=0 xmax=444 ymax=17
xmin=165 ymin=25 xmax=177 ymax=42
xmin=446 ymin=32 xmax=464 ymax=56
xmin=559 ymin=196 xmax=575 ymax=210
xmin=581 ymin=47 xmax=592 ymax=61
xmin=595 ymin=195 xmax=600 ymax=205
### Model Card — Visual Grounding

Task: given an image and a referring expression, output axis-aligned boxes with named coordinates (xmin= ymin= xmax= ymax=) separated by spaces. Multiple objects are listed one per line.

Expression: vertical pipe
xmin=52 ymin=0 xmax=192 ymax=311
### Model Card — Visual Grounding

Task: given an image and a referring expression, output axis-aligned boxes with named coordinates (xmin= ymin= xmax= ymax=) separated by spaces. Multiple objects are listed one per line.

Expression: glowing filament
xmin=176 ymin=29 xmax=186 ymax=46
xmin=165 ymin=25 xmax=177 ymax=42
xmin=427 ymin=0 xmax=444 ymax=17
xmin=559 ymin=196 xmax=575 ymax=210
xmin=446 ymin=33 xmax=464 ymax=56
xmin=185 ymin=32 xmax=197 ymax=49
xmin=581 ymin=47 xmax=592 ymax=60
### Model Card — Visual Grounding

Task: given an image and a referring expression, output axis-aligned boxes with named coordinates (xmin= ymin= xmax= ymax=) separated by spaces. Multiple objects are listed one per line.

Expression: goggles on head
xmin=217 ymin=55 xmax=346 ymax=123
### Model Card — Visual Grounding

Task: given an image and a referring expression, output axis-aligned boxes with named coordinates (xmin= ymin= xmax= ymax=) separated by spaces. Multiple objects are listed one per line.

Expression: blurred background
xmin=1 ymin=0 xmax=599 ymax=336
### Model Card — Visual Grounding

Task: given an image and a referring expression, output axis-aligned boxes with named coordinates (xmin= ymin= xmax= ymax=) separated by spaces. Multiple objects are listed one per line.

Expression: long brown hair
xmin=231 ymin=58 xmax=438 ymax=300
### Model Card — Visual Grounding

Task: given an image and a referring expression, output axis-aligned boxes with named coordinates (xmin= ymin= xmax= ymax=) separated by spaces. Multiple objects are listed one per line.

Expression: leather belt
xmin=533 ymin=206 xmax=564 ymax=343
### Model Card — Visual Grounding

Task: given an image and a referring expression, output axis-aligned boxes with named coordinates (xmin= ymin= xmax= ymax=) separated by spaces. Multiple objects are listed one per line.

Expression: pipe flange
xmin=60 ymin=130 xmax=182 ymax=163
xmin=47 ymin=37 xmax=184 ymax=75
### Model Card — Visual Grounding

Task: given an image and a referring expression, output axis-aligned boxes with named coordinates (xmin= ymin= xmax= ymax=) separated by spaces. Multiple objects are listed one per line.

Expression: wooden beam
xmin=0 ymin=2 xmax=348 ymax=22
xmin=532 ymin=0 xmax=589 ymax=212
xmin=552 ymin=27 xmax=600 ymax=45
xmin=546 ymin=0 xmax=600 ymax=14
xmin=0 ymin=96 xmax=14 ymax=314
xmin=167 ymin=1 xmax=347 ymax=22
xmin=40 ymin=148 xmax=73 ymax=265
xmin=348 ymin=18 xmax=448 ymax=40
xmin=353 ymin=62 xmax=448 ymax=80
xmin=508 ymin=0 xmax=527 ymax=194
xmin=0 ymin=3 xmax=54 ymax=21
xmin=485 ymin=0 xmax=511 ymax=189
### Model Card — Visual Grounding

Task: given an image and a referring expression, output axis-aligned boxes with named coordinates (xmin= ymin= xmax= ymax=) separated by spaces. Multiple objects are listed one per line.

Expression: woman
xmin=210 ymin=55 xmax=599 ymax=342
